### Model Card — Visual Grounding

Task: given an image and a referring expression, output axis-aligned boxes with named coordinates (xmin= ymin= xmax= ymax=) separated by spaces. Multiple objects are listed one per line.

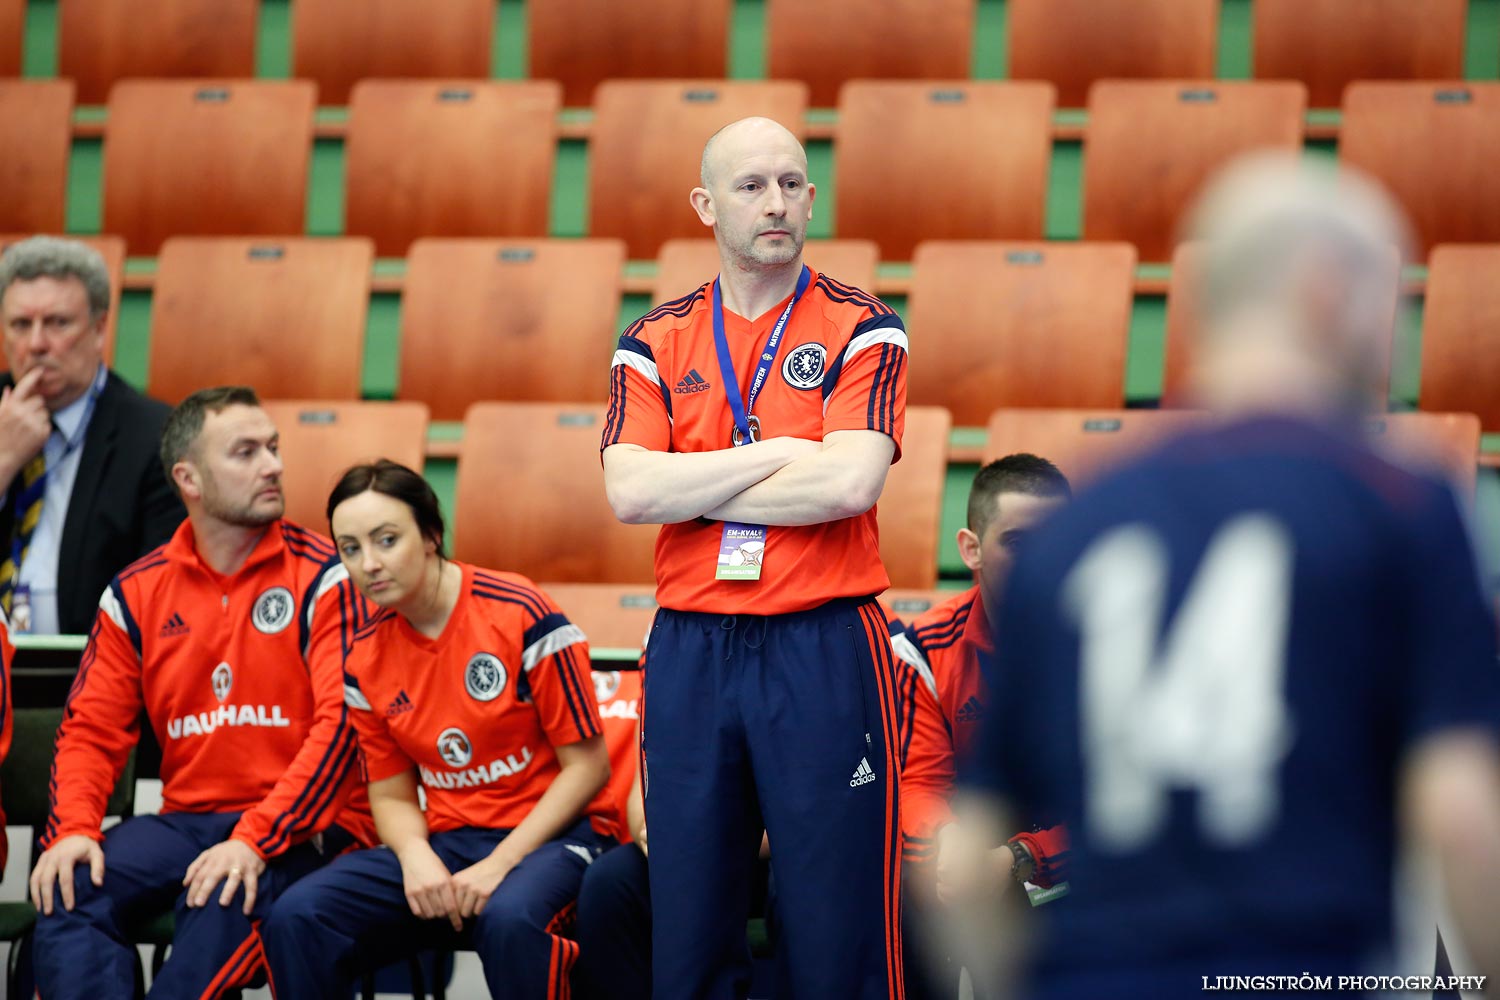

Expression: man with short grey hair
xmin=0 ymin=236 xmax=182 ymax=634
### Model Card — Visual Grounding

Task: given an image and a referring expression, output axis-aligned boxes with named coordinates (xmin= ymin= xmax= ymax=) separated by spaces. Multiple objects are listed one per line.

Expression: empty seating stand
xmin=345 ymin=80 xmax=561 ymax=256
xmin=0 ymin=81 xmax=74 ymax=235
xmin=292 ymin=0 xmax=492 ymax=105
xmin=59 ymin=0 xmax=258 ymax=104
xmin=765 ymin=0 xmax=972 ymax=107
xmin=907 ymin=242 xmax=1136 ymax=425
xmin=103 ymin=80 xmax=315 ymax=255
xmin=1083 ymin=80 xmax=1306 ymax=262
xmin=148 ymin=237 xmax=372 ymax=403
xmin=1253 ymin=0 xmax=1467 ymax=107
xmin=399 ymin=238 xmax=627 ymax=420
xmin=835 ymin=81 xmax=1055 ymax=260
xmin=530 ymin=0 xmax=731 ymax=107
xmin=1007 ymin=0 xmax=1218 ymax=107
xmin=983 ymin=408 xmax=1213 ymax=485
xmin=1419 ymin=244 xmax=1500 ymax=432
xmin=455 ymin=403 xmax=659 ymax=583
xmin=1340 ymin=83 xmax=1500 ymax=258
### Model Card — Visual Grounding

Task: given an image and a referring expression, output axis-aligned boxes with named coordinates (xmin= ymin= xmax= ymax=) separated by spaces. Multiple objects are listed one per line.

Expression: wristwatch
xmin=1007 ymin=840 xmax=1034 ymax=882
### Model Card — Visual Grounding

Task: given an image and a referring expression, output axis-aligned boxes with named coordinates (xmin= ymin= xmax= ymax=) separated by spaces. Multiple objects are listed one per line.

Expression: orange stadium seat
xmin=345 ymin=80 xmax=560 ymax=256
xmin=1082 ymin=81 xmax=1306 ymax=262
xmin=0 ymin=0 xmax=24 ymax=76
xmin=529 ymin=0 xmax=731 ymax=107
xmin=535 ymin=582 xmax=660 ymax=651
xmin=455 ymin=403 xmax=659 ymax=583
xmin=400 ymin=238 xmax=627 ymax=420
xmin=104 ymin=80 xmax=314 ymax=255
xmin=765 ymin=0 xmax=972 ymax=108
xmin=1340 ymin=83 xmax=1500 ymax=259
xmin=589 ymin=81 xmax=809 ymax=260
xmin=879 ymin=588 xmax=958 ymax=623
xmin=907 ymin=242 xmax=1136 ymax=425
xmin=876 ymin=405 xmax=951 ymax=589
xmin=835 ymin=82 xmax=1054 ymax=260
xmin=292 ymin=0 xmax=492 ymax=106
xmin=1366 ymin=412 xmax=1480 ymax=501
xmin=259 ymin=401 xmax=430 ymax=530
xmin=1419 ymin=245 xmax=1500 ymax=431
xmin=983 ymin=408 xmax=1212 ymax=484
xmin=1254 ymin=0 xmax=1466 ymax=107
xmin=1162 ymin=241 xmax=1400 ymax=407
xmin=0 ymin=235 xmax=125 ymax=364
xmin=0 ymin=81 xmax=73 ymax=235
xmin=652 ymin=238 xmax=879 ymax=305
xmin=148 ymin=237 xmax=372 ymax=403
xmin=1007 ymin=0 xmax=1218 ymax=108
xmin=59 ymin=0 xmax=258 ymax=104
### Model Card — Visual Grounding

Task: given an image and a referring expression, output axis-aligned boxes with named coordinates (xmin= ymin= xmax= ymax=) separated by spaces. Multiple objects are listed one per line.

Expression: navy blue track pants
xmin=642 ymin=597 xmax=905 ymax=999
xmin=33 ymin=811 xmax=347 ymax=1000
xmin=262 ymin=821 xmax=610 ymax=999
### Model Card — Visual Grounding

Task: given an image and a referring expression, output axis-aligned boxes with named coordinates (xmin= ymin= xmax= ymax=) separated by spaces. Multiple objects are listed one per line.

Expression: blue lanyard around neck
xmin=53 ymin=367 xmax=106 ymax=465
xmin=711 ymin=264 xmax=811 ymax=446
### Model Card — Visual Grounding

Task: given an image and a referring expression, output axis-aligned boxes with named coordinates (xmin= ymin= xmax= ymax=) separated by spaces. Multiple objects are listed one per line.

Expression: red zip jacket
xmin=43 ymin=519 xmax=376 ymax=858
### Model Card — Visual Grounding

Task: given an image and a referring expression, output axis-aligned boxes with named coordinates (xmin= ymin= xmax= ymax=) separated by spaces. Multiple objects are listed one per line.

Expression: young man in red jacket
xmin=29 ymin=386 xmax=375 ymax=999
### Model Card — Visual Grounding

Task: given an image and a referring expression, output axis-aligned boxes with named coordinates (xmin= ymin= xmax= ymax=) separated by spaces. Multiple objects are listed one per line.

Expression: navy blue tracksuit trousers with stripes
xmin=33 ymin=811 xmax=349 ymax=999
xmin=643 ymin=597 xmax=905 ymax=999
xmin=262 ymin=821 xmax=611 ymax=999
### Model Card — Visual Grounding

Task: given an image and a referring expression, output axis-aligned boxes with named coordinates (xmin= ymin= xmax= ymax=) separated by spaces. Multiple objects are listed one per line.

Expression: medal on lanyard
xmin=711 ymin=265 xmax=811 ymax=582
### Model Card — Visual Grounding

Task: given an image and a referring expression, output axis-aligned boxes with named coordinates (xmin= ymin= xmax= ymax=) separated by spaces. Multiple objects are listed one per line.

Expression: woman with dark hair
xmin=261 ymin=460 xmax=618 ymax=998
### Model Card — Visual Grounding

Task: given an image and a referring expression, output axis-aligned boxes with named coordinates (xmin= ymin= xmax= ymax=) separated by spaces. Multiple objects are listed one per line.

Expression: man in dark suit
xmin=0 ymin=236 xmax=182 ymax=635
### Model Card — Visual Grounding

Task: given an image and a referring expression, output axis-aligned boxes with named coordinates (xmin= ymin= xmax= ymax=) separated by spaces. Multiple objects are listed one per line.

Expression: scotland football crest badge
xmin=782 ymin=343 xmax=827 ymax=390
xmin=465 ymin=652 xmax=508 ymax=702
xmin=252 ymin=587 xmax=294 ymax=635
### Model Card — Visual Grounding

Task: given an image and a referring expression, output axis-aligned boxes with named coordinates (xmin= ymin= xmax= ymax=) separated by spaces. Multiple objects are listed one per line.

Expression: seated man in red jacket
xmin=891 ymin=454 xmax=1072 ymax=995
xmin=29 ymin=385 xmax=375 ymax=1000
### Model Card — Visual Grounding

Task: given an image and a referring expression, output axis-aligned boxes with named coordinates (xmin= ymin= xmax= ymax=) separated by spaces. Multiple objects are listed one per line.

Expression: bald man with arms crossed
xmin=602 ymin=117 xmax=909 ymax=998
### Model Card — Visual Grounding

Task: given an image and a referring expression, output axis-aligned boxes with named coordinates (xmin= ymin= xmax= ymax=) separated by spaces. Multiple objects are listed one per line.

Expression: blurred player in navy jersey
xmin=946 ymin=155 xmax=1500 ymax=998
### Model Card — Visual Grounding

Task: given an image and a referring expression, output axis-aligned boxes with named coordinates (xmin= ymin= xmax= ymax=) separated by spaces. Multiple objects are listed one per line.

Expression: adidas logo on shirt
xmin=956 ymin=696 xmax=986 ymax=724
xmin=850 ymin=757 xmax=877 ymax=788
xmin=672 ymin=369 xmax=712 ymax=395
xmin=159 ymin=612 xmax=190 ymax=638
xmin=385 ymin=689 xmax=415 ymax=718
